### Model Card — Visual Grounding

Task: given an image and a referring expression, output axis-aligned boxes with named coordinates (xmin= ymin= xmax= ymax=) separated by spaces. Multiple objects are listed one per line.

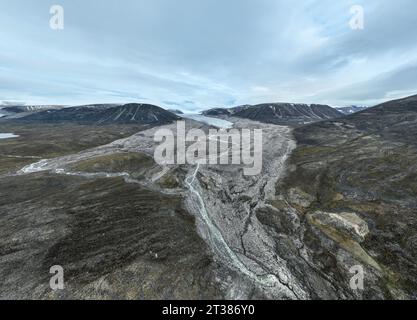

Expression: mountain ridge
xmin=233 ymin=103 xmax=343 ymax=124
xmin=15 ymin=103 xmax=181 ymax=125
xmin=202 ymin=103 xmax=343 ymax=124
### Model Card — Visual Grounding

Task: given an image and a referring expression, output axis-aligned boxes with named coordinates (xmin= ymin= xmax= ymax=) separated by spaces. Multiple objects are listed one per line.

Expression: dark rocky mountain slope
xmin=202 ymin=105 xmax=251 ymax=117
xmin=18 ymin=103 xmax=181 ymax=125
xmin=202 ymin=108 xmax=233 ymax=116
xmin=234 ymin=103 xmax=343 ymax=124
xmin=277 ymin=94 xmax=417 ymax=298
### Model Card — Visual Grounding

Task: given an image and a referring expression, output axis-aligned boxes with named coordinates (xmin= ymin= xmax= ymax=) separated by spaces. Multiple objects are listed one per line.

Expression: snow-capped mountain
xmin=335 ymin=105 xmax=369 ymax=114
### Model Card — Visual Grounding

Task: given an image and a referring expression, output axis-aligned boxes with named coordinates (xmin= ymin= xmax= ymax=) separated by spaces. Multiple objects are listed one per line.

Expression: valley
xmin=2 ymin=0 xmax=417 ymax=303
xmin=0 ymin=96 xmax=416 ymax=299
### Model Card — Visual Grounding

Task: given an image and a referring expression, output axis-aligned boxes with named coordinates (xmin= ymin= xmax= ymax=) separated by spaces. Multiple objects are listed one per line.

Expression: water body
xmin=181 ymin=114 xmax=233 ymax=129
xmin=0 ymin=133 xmax=19 ymax=139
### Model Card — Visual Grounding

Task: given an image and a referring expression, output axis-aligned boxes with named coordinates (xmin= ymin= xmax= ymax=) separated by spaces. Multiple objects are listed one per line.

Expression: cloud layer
xmin=1 ymin=0 xmax=417 ymax=111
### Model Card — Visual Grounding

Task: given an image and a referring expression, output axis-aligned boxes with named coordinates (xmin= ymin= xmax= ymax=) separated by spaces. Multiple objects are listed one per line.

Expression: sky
xmin=1 ymin=0 xmax=417 ymax=112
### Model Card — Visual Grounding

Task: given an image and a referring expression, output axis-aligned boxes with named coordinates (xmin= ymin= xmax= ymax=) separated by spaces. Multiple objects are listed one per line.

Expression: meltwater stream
xmin=185 ymin=163 xmax=282 ymax=289
xmin=182 ymin=118 xmax=296 ymax=296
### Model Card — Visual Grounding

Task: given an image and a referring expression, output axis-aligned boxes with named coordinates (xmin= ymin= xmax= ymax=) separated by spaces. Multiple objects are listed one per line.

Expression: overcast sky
xmin=1 ymin=0 xmax=417 ymax=111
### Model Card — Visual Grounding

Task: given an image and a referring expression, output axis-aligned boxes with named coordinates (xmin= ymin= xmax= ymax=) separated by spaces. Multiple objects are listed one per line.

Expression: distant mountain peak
xmin=335 ymin=105 xmax=369 ymax=114
xmin=17 ymin=103 xmax=181 ymax=125
xmin=232 ymin=103 xmax=343 ymax=124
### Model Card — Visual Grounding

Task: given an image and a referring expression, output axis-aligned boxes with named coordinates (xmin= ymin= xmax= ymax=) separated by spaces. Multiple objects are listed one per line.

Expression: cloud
xmin=314 ymin=63 xmax=417 ymax=105
xmin=0 ymin=0 xmax=416 ymax=110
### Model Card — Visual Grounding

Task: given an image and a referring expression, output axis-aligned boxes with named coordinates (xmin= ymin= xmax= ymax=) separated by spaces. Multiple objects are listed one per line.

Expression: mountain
xmin=333 ymin=94 xmax=417 ymax=143
xmin=2 ymin=106 xmax=28 ymax=114
xmin=202 ymin=108 xmax=232 ymax=116
xmin=279 ymin=94 xmax=417 ymax=298
xmin=17 ymin=103 xmax=181 ymax=125
xmin=233 ymin=103 xmax=343 ymax=124
xmin=202 ymin=105 xmax=251 ymax=116
xmin=167 ymin=109 xmax=184 ymax=115
xmin=1 ymin=105 xmax=64 ymax=113
xmin=336 ymin=105 xmax=369 ymax=114
xmin=71 ymin=104 xmax=120 ymax=109
xmin=1 ymin=95 xmax=417 ymax=299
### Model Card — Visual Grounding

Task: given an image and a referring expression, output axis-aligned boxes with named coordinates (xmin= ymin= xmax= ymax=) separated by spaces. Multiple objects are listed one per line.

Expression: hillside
xmin=277 ymin=94 xmax=417 ymax=298
xmin=17 ymin=103 xmax=181 ymax=125
xmin=234 ymin=103 xmax=343 ymax=124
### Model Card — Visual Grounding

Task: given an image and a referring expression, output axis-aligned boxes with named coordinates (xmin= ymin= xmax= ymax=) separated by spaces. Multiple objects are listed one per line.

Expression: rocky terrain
xmin=201 ymin=103 xmax=343 ymax=124
xmin=0 ymin=120 xmax=225 ymax=299
xmin=0 ymin=95 xmax=416 ymax=300
xmin=278 ymin=94 xmax=417 ymax=299
xmin=1 ymin=117 xmax=311 ymax=299
xmin=202 ymin=108 xmax=234 ymax=116
xmin=233 ymin=103 xmax=343 ymax=125
xmin=202 ymin=105 xmax=252 ymax=117
xmin=17 ymin=103 xmax=181 ymax=125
